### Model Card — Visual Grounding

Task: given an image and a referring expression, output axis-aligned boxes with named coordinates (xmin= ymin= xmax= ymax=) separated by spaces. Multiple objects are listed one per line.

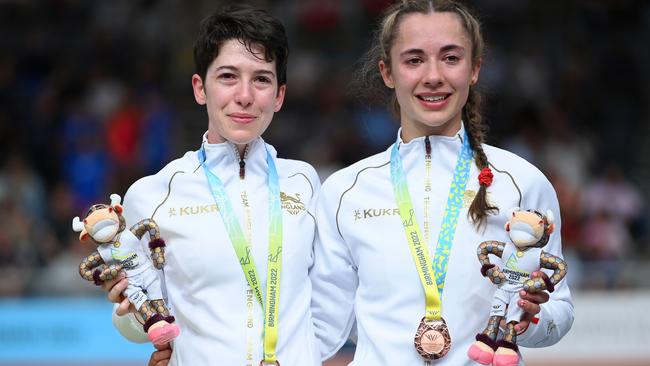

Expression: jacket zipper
xmin=233 ymin=144 xmax=249 ymax=180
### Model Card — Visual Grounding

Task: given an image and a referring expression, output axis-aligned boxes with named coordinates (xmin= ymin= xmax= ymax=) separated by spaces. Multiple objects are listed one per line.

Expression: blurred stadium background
xmin=1 ymin=0 xmax=649 ymax=365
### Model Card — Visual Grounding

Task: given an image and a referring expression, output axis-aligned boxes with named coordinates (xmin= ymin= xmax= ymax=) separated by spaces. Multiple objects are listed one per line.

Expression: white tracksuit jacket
xmin=113 ymin=135 xmax=321 ymax=366
xmin=310 ymin=125 xmax=574 ymax=365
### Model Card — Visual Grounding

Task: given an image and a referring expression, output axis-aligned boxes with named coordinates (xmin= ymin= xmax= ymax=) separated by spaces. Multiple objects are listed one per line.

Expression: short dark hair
xmin=193 ymin=4 xmax=289 ymax=86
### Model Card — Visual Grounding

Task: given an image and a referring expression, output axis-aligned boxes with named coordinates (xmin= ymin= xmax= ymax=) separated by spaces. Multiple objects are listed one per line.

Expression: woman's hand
xmin=102 ymin=271 xmax=135 ymax=316
xmin=148 ymin=343 xmax=172 ymax=366
xmin=515 ymin=271 xmax=550 ymax=332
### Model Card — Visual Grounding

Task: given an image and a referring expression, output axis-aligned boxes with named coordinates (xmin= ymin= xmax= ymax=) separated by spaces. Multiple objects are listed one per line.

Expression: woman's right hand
xmin=101 ymin=271 xmax=134 ymax=316
xmin=149 ymin=343 xmax=172 ymax=366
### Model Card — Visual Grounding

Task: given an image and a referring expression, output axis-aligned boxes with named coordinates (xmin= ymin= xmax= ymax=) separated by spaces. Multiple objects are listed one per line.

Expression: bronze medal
xmin=414 ymin=317 xmax=451 ymax=360
xmin=259 ymin=361 xmax=280 ymax=366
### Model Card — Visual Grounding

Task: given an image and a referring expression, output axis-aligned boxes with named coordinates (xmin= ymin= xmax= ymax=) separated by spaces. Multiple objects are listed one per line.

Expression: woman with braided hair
xmin=310 ymin=1 xmax=573 ymax=365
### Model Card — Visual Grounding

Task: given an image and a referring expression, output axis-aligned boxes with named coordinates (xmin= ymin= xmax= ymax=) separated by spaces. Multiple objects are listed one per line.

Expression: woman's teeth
xmin=420 ymin=95 xmax=446 ymax=102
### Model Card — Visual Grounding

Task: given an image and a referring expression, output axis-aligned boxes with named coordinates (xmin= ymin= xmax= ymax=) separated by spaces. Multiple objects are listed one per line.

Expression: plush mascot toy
xmin=467 ymin=208 xmax=567 ymax=366
xmin=72 ymin=193 xmax=179 ymax=345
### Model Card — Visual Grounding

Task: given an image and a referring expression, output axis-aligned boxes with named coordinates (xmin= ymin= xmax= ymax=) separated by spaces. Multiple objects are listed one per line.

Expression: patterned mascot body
xmin=72 ymin=193 xmax=179 ymax=345
xmin=467 ymin=208 xmax=568 ymax=366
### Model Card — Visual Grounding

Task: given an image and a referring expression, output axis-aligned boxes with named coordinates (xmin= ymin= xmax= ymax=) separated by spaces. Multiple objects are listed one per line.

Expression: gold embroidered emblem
xmin=281 ymin=192 xmax=306 ymax=215
xmin=462 ymin=189 xmax=476 ymax=208
xmin=462 ymin=189 xmax=495 ymax=208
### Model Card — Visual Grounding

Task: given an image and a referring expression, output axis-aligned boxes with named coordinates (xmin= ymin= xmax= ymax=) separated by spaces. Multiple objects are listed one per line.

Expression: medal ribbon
xmin=390 ymin=130 xmax=472 ymax=320
xmin=241 ymin=190 xmax=254 ymax=366
xmin=199 ymin=145 xmax=283 ymax=364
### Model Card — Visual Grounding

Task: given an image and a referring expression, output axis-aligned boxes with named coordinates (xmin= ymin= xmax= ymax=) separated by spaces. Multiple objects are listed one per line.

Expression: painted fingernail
xmin=518 ymin=300 xmax=525 ymax=306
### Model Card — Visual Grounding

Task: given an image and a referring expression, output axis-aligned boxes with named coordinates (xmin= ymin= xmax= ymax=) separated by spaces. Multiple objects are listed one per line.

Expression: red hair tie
xmin=478 ymin=167 xmax=493 ymax=187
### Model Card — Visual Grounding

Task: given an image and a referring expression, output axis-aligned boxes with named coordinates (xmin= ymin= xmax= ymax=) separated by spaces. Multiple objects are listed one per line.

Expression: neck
xmin=400 ymin=120 xmax=461 ymax=143
xmin=234 ymin=143 xmax=247 ymax=156
xmin=206 ymin=130 xmax=250 ymax=155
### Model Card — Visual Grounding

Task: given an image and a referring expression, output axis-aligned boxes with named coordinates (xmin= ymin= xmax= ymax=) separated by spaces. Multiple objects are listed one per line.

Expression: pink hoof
xmin=467 ymin=344 xmax=494 ymax=365
xmin=492 ymin=353 xmax=520 ymax=366
xmin=148 ymin=323 xmax=180 ymax=346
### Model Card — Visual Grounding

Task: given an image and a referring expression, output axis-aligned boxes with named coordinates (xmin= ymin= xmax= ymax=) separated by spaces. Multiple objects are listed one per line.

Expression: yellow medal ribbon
xmin=389 ymin=131 xmax=472 ymax=320
xmin=199 ymin=146 xmax=282 ymax=364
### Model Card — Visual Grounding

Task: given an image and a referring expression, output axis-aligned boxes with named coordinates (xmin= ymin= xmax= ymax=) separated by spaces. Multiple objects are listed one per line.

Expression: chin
xmin=225 ymin=129 xmax=262 ymax=145
xmin=421 ymin=120 xmax=451 ymax=128
xmin=415 ymin=118 xmax=459 ymax=132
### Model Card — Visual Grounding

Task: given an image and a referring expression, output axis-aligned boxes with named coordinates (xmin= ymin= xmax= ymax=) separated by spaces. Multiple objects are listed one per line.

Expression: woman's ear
xmin=274 ymin=84 xmax=286 ymax=112
xmin=470 ymin=58 xmax=482 ymax=85
xmin=379 ymin=60 xmax=394 ymax=89
xmin=192 ymin=74 xmax=207 ymax=105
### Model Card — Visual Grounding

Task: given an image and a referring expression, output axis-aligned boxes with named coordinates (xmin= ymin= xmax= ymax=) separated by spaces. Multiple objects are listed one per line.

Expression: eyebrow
xmin=214 ymin=65 xmax=276 ymax=77
xmin=440 ymin=44 xmax=465 ymax=53
xmin=399 ymin=44 xmax=466 ymax=57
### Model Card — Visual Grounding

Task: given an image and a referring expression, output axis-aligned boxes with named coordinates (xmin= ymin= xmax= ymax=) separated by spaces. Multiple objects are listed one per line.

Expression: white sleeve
xmin=110 ymin=183 xmax=154 ymax=344
xmin=309 ymin=179 xmax=358 ymax=360
xmin=516 ymin=175 xmax=575 ymax=348
xmin=111 ymin=305 xmax=149 ymax=343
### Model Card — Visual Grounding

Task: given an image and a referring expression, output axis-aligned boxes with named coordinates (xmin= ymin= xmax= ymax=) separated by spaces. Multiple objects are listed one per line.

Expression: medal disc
xmin=414 ymin=317 xmax=451 ymax=360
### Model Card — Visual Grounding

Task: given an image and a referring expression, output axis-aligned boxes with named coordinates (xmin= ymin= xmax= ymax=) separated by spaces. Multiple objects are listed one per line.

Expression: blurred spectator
xmin=29 ymin=233 xmax=99 ymax=297
xmin=85 ymin=64 xmax=125 ymax=123
xmin=0 ymin=196 xmax=36 ymax=297
xmin=0 ymin=152 xmax=47 ymax=220
xmin=500 ymin=105 xmax=544 ymax=167
xmin=582 ymin=164 xmax=644 ymax=225
xmin=582 ymin=211 xmax=631 ymax=261
xmin=580 ymin=211 xmax=630 ymax=289
xmin=104 ymin=91 xmax=144 ymax=190
xmin=139 ymin=91 xmax=175 ymax=175
xmin=59 ymin=103 xmax=111 ymax=213
xmin=539 ymin=105 xmax=595 ymax=192
xmin=47 ymin=182 xmax=80 ymax=244
xmin=581 ymin=163 xmax=646 ymax=256
xmin=548 ymin=171 xmax=584 ymax=288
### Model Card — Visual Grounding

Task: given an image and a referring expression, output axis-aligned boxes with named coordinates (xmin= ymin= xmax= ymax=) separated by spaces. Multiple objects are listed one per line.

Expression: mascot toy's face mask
xmin=72 ymin=195 xmax=124 ymax=244
xmin=82 ymin=205 xmax=120 ymax=243
xmin=504 ymin=208 xmax=555 ymax=249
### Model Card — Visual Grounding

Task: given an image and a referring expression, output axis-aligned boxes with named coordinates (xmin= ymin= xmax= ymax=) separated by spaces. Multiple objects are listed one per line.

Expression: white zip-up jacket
xmin=310 ymin=125 xmax=574 ymax=365
xmin=113 ymin=135 xmax=321 ymax=366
